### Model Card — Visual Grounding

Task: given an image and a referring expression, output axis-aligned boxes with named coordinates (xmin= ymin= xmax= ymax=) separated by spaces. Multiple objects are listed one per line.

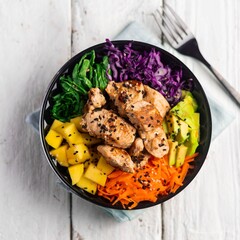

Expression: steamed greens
xmin=51 ymin=50 xmax=109 ymax=122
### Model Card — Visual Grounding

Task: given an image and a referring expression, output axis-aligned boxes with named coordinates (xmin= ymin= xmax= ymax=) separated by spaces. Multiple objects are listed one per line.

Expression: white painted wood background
xmin=0 ymin=0 xmax=239 ymax=239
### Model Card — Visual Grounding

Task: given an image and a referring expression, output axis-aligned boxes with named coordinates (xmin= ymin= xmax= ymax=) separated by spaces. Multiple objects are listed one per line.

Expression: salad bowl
xmin=40 ymin=40 xmax=212 ymax=209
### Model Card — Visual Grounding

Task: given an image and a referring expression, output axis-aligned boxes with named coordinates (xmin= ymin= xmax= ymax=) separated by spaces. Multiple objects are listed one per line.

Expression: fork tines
xmin=153 ymin=4 xmax=194 ymax=48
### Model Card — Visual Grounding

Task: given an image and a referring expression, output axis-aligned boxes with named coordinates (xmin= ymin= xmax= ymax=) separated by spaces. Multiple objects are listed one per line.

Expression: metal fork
xmin=153 ymin=3 xmax=240 ymax=107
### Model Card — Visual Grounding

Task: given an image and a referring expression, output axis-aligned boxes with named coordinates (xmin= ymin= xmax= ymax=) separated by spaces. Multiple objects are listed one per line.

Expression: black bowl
xmin=39 ymin=40 xmax=212 ymax=209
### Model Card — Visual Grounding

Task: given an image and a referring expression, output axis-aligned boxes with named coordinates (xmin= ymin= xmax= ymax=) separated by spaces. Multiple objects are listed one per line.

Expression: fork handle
xmin=179 ymin=39 xmax=240 ymax=107
xmin=207 ymin=65 xmax=240 ymax=107
xmin=191 ymin=45 xmax=240 ymax=107
xmin=201 ymin=59 xmax=240 ymax=107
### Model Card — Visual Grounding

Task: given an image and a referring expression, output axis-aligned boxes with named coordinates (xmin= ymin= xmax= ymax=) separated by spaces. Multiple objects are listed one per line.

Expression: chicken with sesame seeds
xmin=125 ymin=100 xmax=169 ymax=158
xmin=143 ymin=85 xmax=170 ymax=118
xmin=105 ymin=80 xmax=170 ymax=159
xmin=139 ymin=128 xmax=169 ymax=159
xmin=105 ymin=80 xmax=145 ymax=117
xmin=97 ymin=145 xmax=135 ymax=173
xmin=83 ymin=109 xmax=136 ymax=149
xmin=84 ymin=88 xmax=106 ymax=111
xmin=80 ymin=88 xmax=136 ymax=149
xmin=129 ymin=138 xmax=151 ymax=168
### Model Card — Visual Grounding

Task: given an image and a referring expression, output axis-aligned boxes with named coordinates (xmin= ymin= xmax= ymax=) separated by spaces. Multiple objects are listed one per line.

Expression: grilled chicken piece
xmin=128 ymin=138 xmax=144 ymax=156
xmin=143 ymin=85 xmax=170 ymax=118
xmin=139 ymin=127 xmax=169 ymax=158
xmin=131 ymin=152 xmax=151 ymax=168
xmin=129 ymin=138 xmax=150 ymax=168
xmin=125 ymin=99 xmax=168 ymax=158
xmin=83 ymin=109 xmax=136 ymax=149
xmin=97 ymin=145 xmax=135 ymax=173
xmin=85 ymin=88 xmax=106 ymax=112
xmin=105 ymin=80 xmax=144 ymax=116
xmin=125 ymin=101 xmax=163 ymax=131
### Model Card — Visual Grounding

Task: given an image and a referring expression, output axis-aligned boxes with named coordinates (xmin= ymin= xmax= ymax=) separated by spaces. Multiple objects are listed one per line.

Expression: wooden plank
xmin=162 ymin=0 xmax=240 ymax=239
xmin=70 ymin=1 xmax=163 ymax=239
xmin=0 ymin=0 xmax=72 ymax=239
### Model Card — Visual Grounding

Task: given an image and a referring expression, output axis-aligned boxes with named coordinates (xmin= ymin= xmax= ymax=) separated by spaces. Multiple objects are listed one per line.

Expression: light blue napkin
xmin=26 ymin=21 xmax=235 ymax=222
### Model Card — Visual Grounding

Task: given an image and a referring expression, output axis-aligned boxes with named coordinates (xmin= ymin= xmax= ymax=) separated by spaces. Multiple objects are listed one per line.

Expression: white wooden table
xmin=0 ymin=0 xmax=239 ymax=239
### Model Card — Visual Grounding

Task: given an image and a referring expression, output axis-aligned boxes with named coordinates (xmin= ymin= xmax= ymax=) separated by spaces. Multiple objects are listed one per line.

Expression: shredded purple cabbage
xmin=104 ymin=39 xmax=193 ymax=106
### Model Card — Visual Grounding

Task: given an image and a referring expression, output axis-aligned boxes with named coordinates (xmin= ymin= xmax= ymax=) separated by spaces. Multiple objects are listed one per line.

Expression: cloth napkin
xmin=26 ymin=21 xmax=235 ymax=222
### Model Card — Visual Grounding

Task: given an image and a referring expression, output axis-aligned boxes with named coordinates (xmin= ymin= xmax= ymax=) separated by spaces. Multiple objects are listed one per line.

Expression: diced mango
xmin=84 ymin=149 xmax=99 ymax=168
xmin=50 ymin=119 xmax=64 ymax=130
xmin=68 ymin=163 xmax=84 ymax=185
xmin=55 ymin=122 xmax=84 ymax=145
xmin=97 ymin=156 xmax=115 ymax=175
xmin=76 ymin=175 xmax=97 ymax=195
xmin=50 ymin=144 xmax=69 ymax=167
xmin=70 ymin=116 xmax=84 ymax=131
xmin=67 ymin=144 xmax=91 ymax=165
xmin=80 ymin=133 xmax=102 ymax=146
xmin=84 ymin=163 xmax=107 ymax=187
xmin=45 ymin=129 xmax=63 ymax=149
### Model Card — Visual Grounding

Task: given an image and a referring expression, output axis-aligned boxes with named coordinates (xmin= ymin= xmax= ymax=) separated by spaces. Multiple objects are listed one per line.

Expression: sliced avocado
xmin=176 ymin=120 xmax=189 ymax=143
xmin=162 ymin=118 xmax=168 ymax=134
xmin=182 ymin=91 xmax=198 ymax=111
xmin=170 ymin=100 xmax=195 ymax=120
xmin=185 ymin=112 xmax=200 ymax=130
xmin=175 ymin=145 xmax=188 ymax=168
xmin=168 ymin=139 xmax=178 ymax=166
xmin=184 ymin=129 xmax=199 ymax=156
xmin=171 ymin=92 xmax=198 ymax=119
xmin=166 ymin=113 xmax=180 ymax=139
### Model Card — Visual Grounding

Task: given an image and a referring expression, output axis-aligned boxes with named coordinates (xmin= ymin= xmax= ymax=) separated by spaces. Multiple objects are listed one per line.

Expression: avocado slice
xmin=170 ymin=92 xmax=198 ymax=120
xmin=176 ymin=120 xmax=189 ymax=143
xmin=168 ymin=139 xmax=178 ymax=166
xmin=162 ymin=118 xmax=168 ymax=134
xmin=181 ymin=91 xmax=198 ymax=111
xmin=175 ymin=145 xmax=188 ymax=168
xmin=184 ymin=129 xmax=199 ymax=156
xmin=166 ymin=113 xmax=180 ymax=139
xmin=185 ymin=112 xmax=200 ymax=130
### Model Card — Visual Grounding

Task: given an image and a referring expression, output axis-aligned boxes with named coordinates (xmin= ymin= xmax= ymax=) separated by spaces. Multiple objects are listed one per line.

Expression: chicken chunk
xmin=105 ymin=80 xmax=144 ymax=116
xmin=131 ymin=152 xmax=151 ymax=168
xmin=97 ymin=145 xmax=135 ymax=173
xmin=128 ymin=138 xmax=150 ymax=168
xmin=143 ymin=85 xmax=170 ymax=118
xmin=85 ymin=88 xmax=106 ymax=112
xmin=125 ymin=100 xmax=163 ymax=131
xmin=128 ymin=138 xmax=144 ymax=156
xmin=83 ymin=109 xmax=136 ymax=149
xmin=139 ymin=127 xmax=169 ymax=159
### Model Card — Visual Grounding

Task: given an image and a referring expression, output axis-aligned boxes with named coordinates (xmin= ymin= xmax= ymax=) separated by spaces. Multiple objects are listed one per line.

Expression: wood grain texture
xmin=0 ymin=0 xmax=71 ymax=239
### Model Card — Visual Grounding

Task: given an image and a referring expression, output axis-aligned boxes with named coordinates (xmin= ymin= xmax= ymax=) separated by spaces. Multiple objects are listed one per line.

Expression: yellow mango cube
xmin=50 ymin=144 xmax=69 ymax=167
xmin=97 ymin=156 xmax=115 ymax=175
xmin=50 ymin=119 xmax=64 ymax=130
xmin=76 ymin=175 xmax=97 ymax=195
xmin=84 ymin=148 xmax=99 ymax=168
xmin=70 ymin=116 xmax=84 ymax=131
xmin=45 ymin=129 xmax=63 ymax=149
xmin=68 ymin=163 xmax=84 ymax=185
xmin=55 ymin=122 xmax=84 ymax=145
xmin=84 ymin=163 xmax=107 ymax=187
xmin=67 ymin=144 xmax=91 ymax=165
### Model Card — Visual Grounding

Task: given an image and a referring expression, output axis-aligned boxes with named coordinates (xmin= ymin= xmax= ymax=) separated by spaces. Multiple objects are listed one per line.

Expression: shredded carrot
xmin=97 ymin=153 xmax=198 ymax=209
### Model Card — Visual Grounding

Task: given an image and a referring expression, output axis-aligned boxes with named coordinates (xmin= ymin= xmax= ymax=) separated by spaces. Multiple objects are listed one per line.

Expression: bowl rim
xmin=39 ymin=40 xmax=212 ymax=210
